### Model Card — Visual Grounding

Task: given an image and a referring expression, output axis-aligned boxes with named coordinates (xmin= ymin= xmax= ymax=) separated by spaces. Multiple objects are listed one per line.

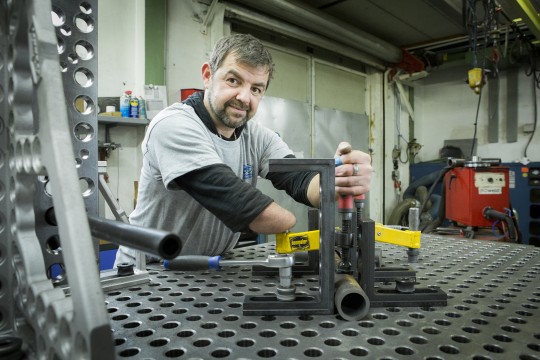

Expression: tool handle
xmin=164 ymin=256 xmax=221 ymax=271
xmin=338 ymin=195 xmax=354 ymax=209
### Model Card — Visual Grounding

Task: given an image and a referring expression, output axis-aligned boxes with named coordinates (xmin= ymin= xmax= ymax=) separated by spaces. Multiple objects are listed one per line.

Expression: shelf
xmin=98 ymin=115 xmax=149 ymax=126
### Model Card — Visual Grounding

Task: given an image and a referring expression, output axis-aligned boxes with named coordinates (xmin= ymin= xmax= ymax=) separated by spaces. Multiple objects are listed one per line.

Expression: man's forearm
xmin=307 ymin=174 xmax=320 ymax=208
xmin=249 ymin=202 xmax=297 ymax=234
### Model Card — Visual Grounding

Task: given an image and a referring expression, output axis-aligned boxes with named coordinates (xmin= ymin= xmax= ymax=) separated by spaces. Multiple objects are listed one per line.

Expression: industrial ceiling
xmin=297 ymin=1 xmax=536 ymax=44
xmin=220 ymin=0 xmax=540 ymax=71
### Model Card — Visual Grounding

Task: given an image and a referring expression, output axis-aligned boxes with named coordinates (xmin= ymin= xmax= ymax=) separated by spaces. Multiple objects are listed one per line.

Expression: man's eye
xmin=227 ymin=78 xmax=238 ymax=85
xmin=252 ymin=87 xmax=263 ymax=95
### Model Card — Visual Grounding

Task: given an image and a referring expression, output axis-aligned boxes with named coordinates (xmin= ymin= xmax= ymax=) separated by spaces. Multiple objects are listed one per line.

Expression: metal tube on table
xmin=334 ymin=274 xmax=370 ymax=321
xmin=88 ymin=215 xmax=181 ymax=260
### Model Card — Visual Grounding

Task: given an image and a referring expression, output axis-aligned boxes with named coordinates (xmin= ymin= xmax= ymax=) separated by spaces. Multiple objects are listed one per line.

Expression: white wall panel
xmin=265 ymin=48 xmax=310 ymax=103
xmin=98 ymin=0 xmax=145 ymax=97
xmin=315 ymin=62 xmax=366 ymax=114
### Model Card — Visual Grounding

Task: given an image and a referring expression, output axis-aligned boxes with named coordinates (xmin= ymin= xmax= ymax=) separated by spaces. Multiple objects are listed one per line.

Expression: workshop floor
xmin=105 ymin=235 xmax=540 ymax=359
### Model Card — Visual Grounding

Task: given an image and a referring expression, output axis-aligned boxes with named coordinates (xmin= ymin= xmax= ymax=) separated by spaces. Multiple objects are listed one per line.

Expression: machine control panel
xmin=474 ymin=172 xmax=506 ymax=194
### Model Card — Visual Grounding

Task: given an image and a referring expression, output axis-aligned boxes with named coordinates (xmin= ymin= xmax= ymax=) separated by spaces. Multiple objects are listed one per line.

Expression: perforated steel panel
xmin=106 ymin=235 xmax=540 ymax=359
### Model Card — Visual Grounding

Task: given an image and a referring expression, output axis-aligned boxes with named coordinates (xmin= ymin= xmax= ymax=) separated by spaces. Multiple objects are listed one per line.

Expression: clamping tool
xmin=276 ymin=230 xmax=320 ymax=253
xmin=374 ymin=224 xmax=420 ymax=249
xmin=164 ymin=254 xmax=296 ymax=301
xmin=334 ymin=145 xmax=364 ymax=276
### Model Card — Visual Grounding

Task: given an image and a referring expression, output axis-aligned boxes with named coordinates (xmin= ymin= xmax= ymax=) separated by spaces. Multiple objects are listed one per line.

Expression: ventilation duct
xmin=225 ymin=0 xmax=402 ymax=64
xmin=224 ymin=2 xmax=386 ymax=70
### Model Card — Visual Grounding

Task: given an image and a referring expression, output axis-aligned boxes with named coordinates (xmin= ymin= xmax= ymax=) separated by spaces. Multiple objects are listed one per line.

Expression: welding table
xmin=106 ymin=234 xmax=540 ymax=359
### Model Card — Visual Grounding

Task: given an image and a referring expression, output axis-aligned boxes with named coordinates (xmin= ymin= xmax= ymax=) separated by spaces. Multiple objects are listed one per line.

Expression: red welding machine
xmin=445 ymin=158 xmax=510 ymax=228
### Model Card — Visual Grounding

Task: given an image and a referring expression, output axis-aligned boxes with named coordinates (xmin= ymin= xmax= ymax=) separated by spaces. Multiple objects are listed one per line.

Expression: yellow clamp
xmin=276 ymin=230 xmax=320 ymax=254
xmin=276 ymin=224 xmax=420 ymax=254
xmin=375 ymin=223 xmax=421 ymax=249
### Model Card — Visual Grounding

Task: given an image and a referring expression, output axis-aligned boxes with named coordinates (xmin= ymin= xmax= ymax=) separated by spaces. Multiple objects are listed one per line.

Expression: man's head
xmin=209 ymin=33 xmax=274 ymax=89
xmin=202 ymin=34 xmax=275 ymax=134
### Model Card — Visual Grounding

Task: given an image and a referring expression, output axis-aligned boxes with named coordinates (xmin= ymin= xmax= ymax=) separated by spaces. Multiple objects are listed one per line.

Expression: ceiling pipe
xmin=224 ymin=2 xmax=386 ymax=70
xmin=227 ymin=0 xmax=402 ymax=64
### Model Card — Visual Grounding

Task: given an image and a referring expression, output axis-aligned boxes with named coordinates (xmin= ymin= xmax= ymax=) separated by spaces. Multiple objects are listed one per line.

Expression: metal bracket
xmin=201 ymin=0 xmax=219 ymax=34
xmin=359 ymin=219 xmax=448 ymax=308
xmin=243 ymin=158 xmax=336 ymax=315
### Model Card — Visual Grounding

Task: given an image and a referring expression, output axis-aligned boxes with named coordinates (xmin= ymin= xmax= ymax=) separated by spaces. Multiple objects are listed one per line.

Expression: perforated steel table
xmin=106 ymin=235 xmax=540 ymax=359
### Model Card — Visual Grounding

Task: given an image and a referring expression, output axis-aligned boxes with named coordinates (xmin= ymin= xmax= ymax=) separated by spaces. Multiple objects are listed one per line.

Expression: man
xmin=114 ymin=33 xmax=371 ymax=264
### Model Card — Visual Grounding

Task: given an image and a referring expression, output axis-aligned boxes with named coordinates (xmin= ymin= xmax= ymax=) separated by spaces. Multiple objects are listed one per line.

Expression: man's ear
xmin=202 ymin=63 xmax=211 ymax=87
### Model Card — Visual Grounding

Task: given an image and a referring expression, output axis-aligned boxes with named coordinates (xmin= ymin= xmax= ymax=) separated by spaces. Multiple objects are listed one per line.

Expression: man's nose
xmin=235 ymin=85 xmax=251 ymax=105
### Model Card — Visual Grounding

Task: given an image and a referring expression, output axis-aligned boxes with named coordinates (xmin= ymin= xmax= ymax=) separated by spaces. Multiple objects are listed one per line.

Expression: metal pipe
xmin=98 ymin=173 xmax=129 ymax=223
xmin=334 ymin=274 xmax=370 ymax=321
xmin=408 ymin=207 xmax=420 ymax=231
xmin=88 ymin=215 xmax=181 ymax=260
xmin=224 ymin=3 xmax=385 ymax=70
xmin=226 ymin=0 xmax=401 ymax=63
xmin=447 ymin=158 xmax=465 ymax=168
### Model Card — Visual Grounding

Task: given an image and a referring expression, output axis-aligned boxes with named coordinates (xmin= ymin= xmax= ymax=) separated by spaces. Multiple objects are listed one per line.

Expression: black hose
xmin=483 ymin=208 xmax=518 ymax=242
xmin=422 ymin=171 xmax=448 ymax=233
xmin=387 ymin=198 xmax=419 ymax=226
xmin=418 ymin=166 xmax=452 ymax=217
xmin=403 ymin=170 xmax=441 ymax=199
xmin=415 ymin=186 xmax=431 ymax=212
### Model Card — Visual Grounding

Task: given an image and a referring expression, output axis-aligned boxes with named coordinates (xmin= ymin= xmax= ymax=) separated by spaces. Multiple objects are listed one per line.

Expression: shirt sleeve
xmin=145 ymin=113 xmax=224 ymax=189
xmin=265 ymin=155 xmax=318 ymax=207
xmin=174 ymin=164 xmax=274 ymax=233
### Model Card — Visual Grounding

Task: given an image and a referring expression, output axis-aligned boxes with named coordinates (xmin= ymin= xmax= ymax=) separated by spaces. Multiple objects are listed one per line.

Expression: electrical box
xmin=445 ymin=166 xmax=510 ymax=227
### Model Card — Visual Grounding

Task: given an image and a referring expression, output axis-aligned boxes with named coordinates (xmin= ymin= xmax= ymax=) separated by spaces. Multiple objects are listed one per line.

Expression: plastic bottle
xmin=120 ymin=90 xmax=132 ymax=118
xmin=138 ymin=96 xmax=146 ymax=119
xmin=129 ymin=95 xmax=139 ymax=118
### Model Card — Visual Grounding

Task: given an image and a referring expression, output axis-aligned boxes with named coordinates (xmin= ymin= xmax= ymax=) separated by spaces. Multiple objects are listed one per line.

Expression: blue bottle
xmin=129 ymin=95 xmax=139 ymax=118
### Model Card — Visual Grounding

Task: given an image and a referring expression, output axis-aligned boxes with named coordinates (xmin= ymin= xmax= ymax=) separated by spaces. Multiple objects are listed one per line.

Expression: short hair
xmin=209 ymin=33 xmax=274 ymax=89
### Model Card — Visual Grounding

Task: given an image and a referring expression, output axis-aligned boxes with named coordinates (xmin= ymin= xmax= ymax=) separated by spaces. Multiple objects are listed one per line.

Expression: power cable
xmin=523 ymin=75 xmax=538 ymax=158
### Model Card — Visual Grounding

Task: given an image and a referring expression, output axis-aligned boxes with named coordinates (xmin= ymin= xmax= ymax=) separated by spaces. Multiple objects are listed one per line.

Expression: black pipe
xmin=333 ymin=254 xmax=370 ymax=320
xmin=88 ymin=215 xmax=182 ymax=260
xmin=334 ymin=274 xmax=370 ymax=321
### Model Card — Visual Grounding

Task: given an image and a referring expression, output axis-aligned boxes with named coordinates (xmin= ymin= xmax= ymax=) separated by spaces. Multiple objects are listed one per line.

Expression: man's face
xmin=203 ymin=53 xmax=269 ymax=130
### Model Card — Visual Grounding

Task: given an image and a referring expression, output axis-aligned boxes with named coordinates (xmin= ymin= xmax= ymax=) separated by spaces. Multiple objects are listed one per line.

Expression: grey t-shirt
xmin=115 ymin=102 xmax=293 ymax=263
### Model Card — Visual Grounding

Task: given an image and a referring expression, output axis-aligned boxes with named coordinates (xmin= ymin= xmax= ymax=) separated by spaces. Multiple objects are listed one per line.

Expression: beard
xmin=208 ymin=91 xmax=252 ymax=129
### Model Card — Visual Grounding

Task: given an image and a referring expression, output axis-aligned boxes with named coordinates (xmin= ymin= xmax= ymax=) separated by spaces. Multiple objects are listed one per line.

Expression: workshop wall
xmin=414 ymin=61 xmax=539 ymax=163
xmin=164 ymin=0 xmax=208 ymax=105
xmin=97 ymin=0 xmax=146 ymax=219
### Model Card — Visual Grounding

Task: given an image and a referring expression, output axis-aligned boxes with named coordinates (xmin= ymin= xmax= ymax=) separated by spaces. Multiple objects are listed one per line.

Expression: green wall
xmin=145 ymin=0 xmax=166 ymax=85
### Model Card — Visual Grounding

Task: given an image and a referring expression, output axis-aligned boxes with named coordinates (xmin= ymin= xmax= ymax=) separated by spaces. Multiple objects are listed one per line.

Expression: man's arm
xmin=174 ymin=164 xmax=296 ymax=234
xmin=249 ymin=202 xmax=296 ymax=233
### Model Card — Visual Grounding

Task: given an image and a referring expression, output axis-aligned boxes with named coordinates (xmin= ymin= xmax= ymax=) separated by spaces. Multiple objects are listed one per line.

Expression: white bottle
xmin=120 ymin=90 xmax=132 ymax=118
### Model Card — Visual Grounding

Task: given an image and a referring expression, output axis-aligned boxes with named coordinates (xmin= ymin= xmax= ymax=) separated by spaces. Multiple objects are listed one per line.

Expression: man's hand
xmin=306 ymin=142 xmax=372 ymax=206
xmin=334 ymin=141 xmax=372 ymax=196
